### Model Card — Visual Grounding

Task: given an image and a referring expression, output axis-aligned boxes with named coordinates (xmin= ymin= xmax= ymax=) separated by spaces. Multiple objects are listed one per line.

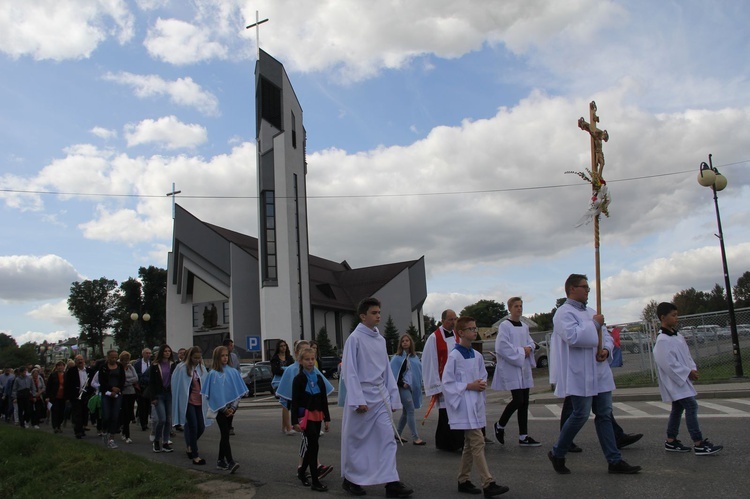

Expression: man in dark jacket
xmin=65 ymin=355 xmax=92 ymax=438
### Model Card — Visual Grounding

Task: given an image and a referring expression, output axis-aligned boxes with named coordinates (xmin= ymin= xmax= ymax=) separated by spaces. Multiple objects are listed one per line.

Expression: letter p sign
xmin=246 ymin=335 xmax=261 ymax=351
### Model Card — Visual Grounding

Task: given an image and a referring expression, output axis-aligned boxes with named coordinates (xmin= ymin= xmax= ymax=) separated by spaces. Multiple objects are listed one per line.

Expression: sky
xmin=1 ymin=0 xmax=750 ymax=346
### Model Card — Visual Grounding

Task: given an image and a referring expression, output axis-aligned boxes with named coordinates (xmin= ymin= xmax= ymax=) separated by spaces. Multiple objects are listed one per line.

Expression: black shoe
xmin=395 ymin=435 xmax=408 ymax=443
xmin=174 ymin=424 xmax=183 ymax=432
xmin=342 ymin=478 xmax=366 ymax=496
xmin=458 ymin=480 xmax=482 ymax=495
xmin=493 ymin=422 xmax=505 ymax=445
xmin=483 ymin=482 xmax=510 ymax=497
xmin=229 ymin=428 xmax=235 ymax=436
xmin=519 ymin=436 xmax=541 ymax=447
xmin=385 ymin=481 xmax=413 ymax=498
xmin=161 ymin=443 xmax=173 ymax=453
xmin=228 ymin=461 xmax=240 ymax=474
xmin=298 ymin=470 xmax=311 ymax=486
xmin=152 ymin=441 xmax=161 ymax=453
xmin=608 ymin=460 xmax=642 ymax=474
xmin=216 ymin=459 xmax=229 ymax=470
xmin=568 ymin=442 xmax=583 ymax=453
xmin=616 ymin=433 xmax=643 ymax=449
xmin=317 ymin=464 xmax=333 ymax=479
xmin=311 ymin=482 xmax=328 ymax=492
xmin=548 ymin=451 xmax=571 ymax=474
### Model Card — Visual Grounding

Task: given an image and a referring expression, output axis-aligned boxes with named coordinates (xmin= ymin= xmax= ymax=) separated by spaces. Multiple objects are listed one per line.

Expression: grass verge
xmin=0 ymin=424 xmax=208 ymax=499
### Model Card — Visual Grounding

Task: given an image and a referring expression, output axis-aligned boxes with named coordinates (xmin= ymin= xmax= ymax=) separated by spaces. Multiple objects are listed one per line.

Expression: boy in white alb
xmin=491 ymin=296 xmax=540 ymax=447
xmin=443 ymin=316 xmax=509 ymax=497
xmin=652 ymin=302 xmax=723 ymax=456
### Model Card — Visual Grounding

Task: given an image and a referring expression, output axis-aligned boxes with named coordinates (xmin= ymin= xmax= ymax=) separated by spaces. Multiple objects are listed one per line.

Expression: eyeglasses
xmin=574 ymin=285 xmax=591 ymax=292
xmin=461 ymin=327 xmax=479 ymax=332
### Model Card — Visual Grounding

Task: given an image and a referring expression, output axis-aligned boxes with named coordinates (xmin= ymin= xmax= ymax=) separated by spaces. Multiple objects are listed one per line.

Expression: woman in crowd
xmin=119 ymin=351 xmax=138 ymax=444
xmin=149 ymin=344 xmax=175 ymax=453
xmin=46 ymin=361 xmax=66 ymax=433
xmin=201 ymin=346 xmax=247 ymax=474
xmin=98 ymin=349 xmax=125 ymax=449
xmin=389 ymin=334 xmax=426 ymax=445
xmin=30 ymin=367 xmax=47 ymax=428
xmin=173 ymin=346 xmax=209 ymax=465
xmin=270 ymin=340 xmax=295 ymax=435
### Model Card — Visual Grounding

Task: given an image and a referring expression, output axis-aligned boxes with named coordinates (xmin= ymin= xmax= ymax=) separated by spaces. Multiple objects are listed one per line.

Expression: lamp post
xmin=697 ymin=154 xmax=743 ymax=377
xmin=129 ymin=312 xmax=151 ymax=351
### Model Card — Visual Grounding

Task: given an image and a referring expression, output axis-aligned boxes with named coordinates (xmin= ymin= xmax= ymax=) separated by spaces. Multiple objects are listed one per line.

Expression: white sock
xmin=519 ymin=434 xmax=527 ymax=441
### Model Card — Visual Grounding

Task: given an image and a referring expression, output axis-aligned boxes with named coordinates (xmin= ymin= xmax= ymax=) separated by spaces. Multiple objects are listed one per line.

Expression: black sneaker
xmin=228 ymin=461 xmax=240 ymax=474
xmin=297 ymin=469 xmax=311 ymax=486
xmin=548 ymin=451 xmax=571 ymax=474
xmin=161 ymin=443 xmax=173 ymax=453
xmin=665 ymin=439 xmax=691 ymax=452
xmin=616 ymin=433 xmax=643 ymax=449
xmin=152 ymin=441 xmax=161 ymax=453
xmin=694 ymin=439 xmax=723 ymax=456
xmin=519 ymin=436 xmax=541 ymax=447
xmin=342 ymin=478 xmax=366 ymax=496
xmin=317 ymin=464 xmax=333 ymax=479
xmin=608 ymin=460 xmax=642 ymax=474
xmin=216 ymin=459 xmax=229 ymax=470
xmin=482 ymin=482 xmax=510 ymax=497
xmin=458 ymin=480 xmax=482 ymax=495
xmin=568 ymin=442 xmax=583 ymax=453
xmin=311 ymin=482 xmax=328 ymax=492
xmin=385 ymin=481 xmax=413 ymax=498
xmin=493 ymin=422 xmax=505 ymax=445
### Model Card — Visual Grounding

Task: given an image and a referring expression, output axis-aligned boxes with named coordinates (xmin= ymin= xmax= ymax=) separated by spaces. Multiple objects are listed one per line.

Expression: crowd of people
xmin=1 ymin=278 xmax=724 ymax=496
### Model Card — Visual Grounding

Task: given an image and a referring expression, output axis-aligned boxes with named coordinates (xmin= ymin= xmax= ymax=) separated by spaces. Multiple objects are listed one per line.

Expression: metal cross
xmin=246 ymin=10 xmax=269 ymax=58
xmin=166 ymin=182 xmax=181 ymax=219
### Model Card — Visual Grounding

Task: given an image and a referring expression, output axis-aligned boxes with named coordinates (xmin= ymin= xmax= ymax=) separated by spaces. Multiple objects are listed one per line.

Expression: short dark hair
xmin=222 ymin=338 xmax=234 ymax=347
xmin=441 ymin=309 xmax=453 ymax=321
xmin=564 ymin=274 xmax=588 ymax=296
xmin=656 ymin=302 xmax=678 ymax=320
xmin=456 ymin=316 xmax=476 ymax=332
xmin=357 ymin=297 xmax=381 ymax=316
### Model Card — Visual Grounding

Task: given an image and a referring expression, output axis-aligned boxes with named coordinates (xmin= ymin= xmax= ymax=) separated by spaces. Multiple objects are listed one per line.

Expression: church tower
xmin=255 ymin=49 xmax=311 ymax=345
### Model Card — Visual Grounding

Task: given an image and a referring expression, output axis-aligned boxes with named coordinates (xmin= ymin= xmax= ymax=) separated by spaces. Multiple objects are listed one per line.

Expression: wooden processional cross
xmin=577 ymin=101 xmax=610 ymax=315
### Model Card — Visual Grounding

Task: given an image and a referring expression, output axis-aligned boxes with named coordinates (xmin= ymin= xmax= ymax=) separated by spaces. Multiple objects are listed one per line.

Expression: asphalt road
xmin=100 ymin=397 xmax=750 ymax=498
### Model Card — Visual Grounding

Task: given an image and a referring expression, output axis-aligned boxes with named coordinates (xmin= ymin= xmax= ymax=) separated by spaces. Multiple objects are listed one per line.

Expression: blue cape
xmin=171 ymin=362 xmax=210 ymax=427
xmin=276 ymin=362 xmax=334 ymax=408
xmin=200 ymin=367 xmax=248 ymax=412
xmin=389 ymin=352 xmax=423 ymax=410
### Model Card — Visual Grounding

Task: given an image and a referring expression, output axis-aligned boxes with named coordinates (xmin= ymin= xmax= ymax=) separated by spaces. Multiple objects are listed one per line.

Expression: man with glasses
xmin=547 ymin=274 xmax=642 ymax=475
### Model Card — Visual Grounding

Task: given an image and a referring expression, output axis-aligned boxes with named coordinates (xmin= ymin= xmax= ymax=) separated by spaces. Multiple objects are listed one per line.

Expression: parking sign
xmin=246 ymin=335 xmax=261 ymax=351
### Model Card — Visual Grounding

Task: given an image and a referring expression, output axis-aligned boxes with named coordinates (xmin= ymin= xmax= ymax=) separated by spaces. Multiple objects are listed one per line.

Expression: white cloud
xmin=102 ymin=71 xmax=220 ymax=116
xmin=26 ymin=300 xmax=76 ymax=327
xmin=124 ymin=116 xmax=207 ymax=149
xmin=144 ymin=17 xmax=228 ymax=65
xmin=90 ymin=126 xmax=117 ymax=140
xmin=0 ymin=0 xmax=134 ymax=61
xmin=0 ymin=255 xmax=82 ymax=302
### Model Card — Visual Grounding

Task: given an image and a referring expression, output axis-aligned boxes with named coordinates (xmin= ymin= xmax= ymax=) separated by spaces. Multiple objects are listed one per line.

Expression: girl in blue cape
xmin=201 ymin=345 xmax=247 ymax=474
xmin=389 ymin=333 xmax=425 ymax=445
xmin=172 ymin=346 xmax=210 ymax=465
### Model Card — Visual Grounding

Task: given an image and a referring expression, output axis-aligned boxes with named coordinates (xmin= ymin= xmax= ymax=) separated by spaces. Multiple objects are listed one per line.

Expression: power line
xmin=0 ymin=160 xmax=746 ymax=201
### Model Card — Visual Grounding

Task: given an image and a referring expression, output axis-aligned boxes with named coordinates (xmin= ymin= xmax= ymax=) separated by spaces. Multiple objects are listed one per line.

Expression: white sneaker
xmin=125 ymin=437 xmax=133 ymax=444
xmin=285 ymin=429 xmax=297 ymax=436
xmin=107 ymin=439 xmax=119 ymax=449
xmin=33 ymin=425 xmax=40 ymax=429
xmin=121 ymin=434 xmax=127 ymax=441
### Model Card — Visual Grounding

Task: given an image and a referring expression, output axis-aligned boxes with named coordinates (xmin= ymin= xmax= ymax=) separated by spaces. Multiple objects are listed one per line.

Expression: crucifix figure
xmin=578 ymin=101 xmax=609 ymax=174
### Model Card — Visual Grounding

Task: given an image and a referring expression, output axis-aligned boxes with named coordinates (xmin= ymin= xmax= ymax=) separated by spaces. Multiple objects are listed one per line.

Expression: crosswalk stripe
xmin=545 ymin=404 xmax=562 ymax=417
xmin=728 ymin=398 xmax=750 ymax=406
xmin=699 ymin=401 xmax=747 ymax=415
xmin=646 ymin=401 xmax=672 ymax=411
xmin=613 ymin=402 xmax=649 ymax=417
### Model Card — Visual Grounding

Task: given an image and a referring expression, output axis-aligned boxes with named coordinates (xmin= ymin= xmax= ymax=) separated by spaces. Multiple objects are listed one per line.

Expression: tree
xmin=68 ymin=277 xmax=118 ymax=358
xmin=459 ymin=299 xmax=507 ymax=327
xmin=110 ymin=266 xmax=168 ymax=352
xmin=383 ymin=315 xmax=399 ymax=355
xmin=672 ymin=287 xmax=709 ymax=316
xmin=706 ymin=283 xmax=726 ymax=312
xmin=0 ymin=341 xmax=39 ymax=368
xmin=734 ymin=271 xmax=750 ymax=308
xmin=140 ymin=266 xmax=167 ymax=347
xmin=0 ymin=332 xmax=18 ymax=350
xmin=405 ymin=323 xmax=423 ymax=351
xmin=423 ymin=314 xmax=437 ymax=339
xmin=315 ymin=326 xmax=335 ymax=356
xmin=113 ymin=277 xmax=144 ymax=352
xmin=641 ymin=299 xmax=659 ymax=325
xmin=528 ymin=298 xmax=566 ymax=332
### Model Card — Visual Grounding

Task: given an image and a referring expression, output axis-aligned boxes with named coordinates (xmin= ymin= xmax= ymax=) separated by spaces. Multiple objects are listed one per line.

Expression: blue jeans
xmin=184 ymin=403 xmax=205 ymax=458
xmin=553 ymin=392 xmax=621 ymax=464
xmin=667 ymin=396 xmax=702 ymax=442
xmin=101 ymin=394 xmax=123 ymax=435
xmin=153 ymin=392 xmax=172 ymax=443
xmin=397 ymin=387 xmax=419 ymax=440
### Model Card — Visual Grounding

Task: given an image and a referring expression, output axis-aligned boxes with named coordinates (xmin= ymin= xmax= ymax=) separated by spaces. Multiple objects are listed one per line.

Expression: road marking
xmin=646 ymin=401 xmax=672 ymax=411
xmin=728 ymin=398 xmax=750 ymax=406
xmin=545 ymin=404 xmax=562 ymax=417
xmin=613 ymin=402 xmax=649 ymax=417
xmin=699 ymin=401 xmax=747 ymax=415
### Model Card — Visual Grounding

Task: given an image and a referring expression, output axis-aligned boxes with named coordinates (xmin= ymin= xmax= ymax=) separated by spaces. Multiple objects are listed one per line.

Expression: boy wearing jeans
xmin=652 ymin=302 xmax=723 ymax=456
xmin=443 ymin=316 xmax=509 ymax=497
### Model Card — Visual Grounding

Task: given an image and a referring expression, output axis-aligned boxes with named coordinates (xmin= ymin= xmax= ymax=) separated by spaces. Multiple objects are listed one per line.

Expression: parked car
xmin=534 ymin=342 xmax=548 ymax=368
xmin=620 ymin=332 xmax=653 ymax=354
xmin=318 ymin=356 xmax=341 ymax=379
xmin=242 ymin=363 xmax=275 ymax=397
xmin=482 ymin=351 xmax=496 ymax=377
xmin=679 ymin=327 xmax=706 ymax=345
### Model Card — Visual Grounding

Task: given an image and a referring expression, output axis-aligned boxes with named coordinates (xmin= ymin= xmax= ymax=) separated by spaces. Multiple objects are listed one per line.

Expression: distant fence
xmin=544 ymin=307 xmax=750 ymax=387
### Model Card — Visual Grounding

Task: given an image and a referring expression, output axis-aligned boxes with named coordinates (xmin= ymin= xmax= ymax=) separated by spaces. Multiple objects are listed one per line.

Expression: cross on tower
xmin=246 ymin=10 xmax=269 ymax=58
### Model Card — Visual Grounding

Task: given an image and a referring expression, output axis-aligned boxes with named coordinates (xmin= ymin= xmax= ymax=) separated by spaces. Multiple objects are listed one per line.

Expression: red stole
xmin=434 ymin=327 xmax=457 ymax=378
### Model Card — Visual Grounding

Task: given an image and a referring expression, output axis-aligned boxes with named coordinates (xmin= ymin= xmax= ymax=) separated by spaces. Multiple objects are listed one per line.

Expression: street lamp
xmin=697 ymin=154 xmax=743 ymax=377
xmin=129 ymin=312 xmax=151 ymax=351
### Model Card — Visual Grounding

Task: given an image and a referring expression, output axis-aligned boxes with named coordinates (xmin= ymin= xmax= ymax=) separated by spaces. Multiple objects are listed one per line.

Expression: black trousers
xmin=300 ymin=420 xmax=322 ymax=482
xmin=16 ymin=397 xmax=31 ymax=427
xmin=71 ymin=396 xmax=89 ymax=436
xmin=216 ymin=411 xmax=234 ymax=463
xmin=499 ymin=388 xmax=530 ymax=435
xmin=51 ymin=398 xmax=66 ymax=429
xmin=435 ymin=408 xmax=464 ymax=451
